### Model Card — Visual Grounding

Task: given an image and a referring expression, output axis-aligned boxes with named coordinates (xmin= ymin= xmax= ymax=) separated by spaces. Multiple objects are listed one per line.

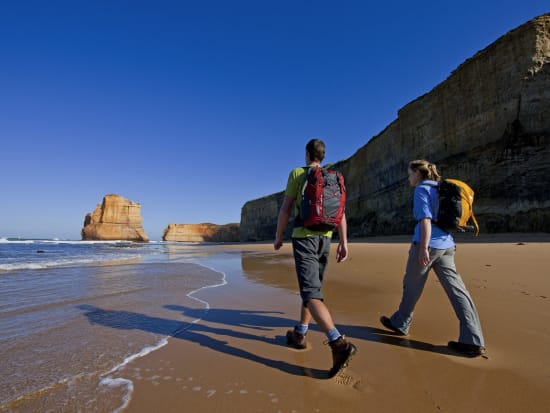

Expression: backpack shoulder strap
xmin=417 ymin=181 xmax=439 ymax=222
xmin=422 ymin=182 xmax=439 ymax=188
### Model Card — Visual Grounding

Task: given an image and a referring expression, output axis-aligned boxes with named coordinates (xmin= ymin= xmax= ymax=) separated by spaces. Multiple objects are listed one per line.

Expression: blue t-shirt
xmin=412 ymin=180 xmax=455 ymax=249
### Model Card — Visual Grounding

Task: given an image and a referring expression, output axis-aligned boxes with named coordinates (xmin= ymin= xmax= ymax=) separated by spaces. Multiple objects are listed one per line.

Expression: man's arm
xmin=335 ymin=212 xmax=348 ymax=263
xmin=274 ymin=195 xmax=295 ymax=250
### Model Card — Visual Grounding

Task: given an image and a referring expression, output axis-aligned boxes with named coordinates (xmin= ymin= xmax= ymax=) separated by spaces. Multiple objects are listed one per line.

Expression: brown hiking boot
xmin=286 ymin=328 xmax=307 ymax=349
xmin=328 ymin=336 xmax=357 ymax=378
xmin=448 ymin=341 xmax=487 ymax=357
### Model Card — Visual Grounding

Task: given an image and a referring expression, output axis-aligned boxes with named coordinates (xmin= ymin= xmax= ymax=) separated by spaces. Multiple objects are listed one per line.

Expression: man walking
xmin=274 ymin=138 xmax=356 ymax=378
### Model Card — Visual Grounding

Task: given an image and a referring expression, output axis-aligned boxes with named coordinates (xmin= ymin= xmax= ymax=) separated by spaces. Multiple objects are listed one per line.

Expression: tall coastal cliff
xmin=81 ymin=194 xmax=149 ymax=242
xmin=240 ymin=14 xmax=550 ymax=241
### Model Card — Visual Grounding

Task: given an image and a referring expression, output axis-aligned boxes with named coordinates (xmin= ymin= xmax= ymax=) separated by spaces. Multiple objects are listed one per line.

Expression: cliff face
xmin=81 ymin=194 xmax=149 ymax=242
xmin=240 ymin=14 xmax=550 ymax=241
xmin=239 ymin=192 xmax=288 ymax=242
xmin=163 ymin=223 xmax=240 ymax=242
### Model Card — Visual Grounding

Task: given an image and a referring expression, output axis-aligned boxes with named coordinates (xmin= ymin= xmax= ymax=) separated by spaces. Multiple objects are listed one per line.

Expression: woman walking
xmin=380 ymin=160 xmax=486 ymax=357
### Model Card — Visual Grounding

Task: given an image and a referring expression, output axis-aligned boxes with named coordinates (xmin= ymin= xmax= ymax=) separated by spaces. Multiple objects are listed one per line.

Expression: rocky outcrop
xmin=239 ymin=14 xmax=550 ymax=241
xmin=163 ymin=223 xmax=240 ymax=242
xmin=81 ymin=194 xmax=149 ymax=242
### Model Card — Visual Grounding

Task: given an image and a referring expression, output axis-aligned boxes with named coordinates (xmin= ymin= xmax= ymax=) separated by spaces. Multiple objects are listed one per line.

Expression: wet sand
xmin=119 ymin=234 xmax=550 ymax=412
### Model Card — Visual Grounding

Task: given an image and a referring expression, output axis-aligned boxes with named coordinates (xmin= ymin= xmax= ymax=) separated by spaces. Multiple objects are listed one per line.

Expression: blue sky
xmin=1 ymin=1 xmax=547 ymax=240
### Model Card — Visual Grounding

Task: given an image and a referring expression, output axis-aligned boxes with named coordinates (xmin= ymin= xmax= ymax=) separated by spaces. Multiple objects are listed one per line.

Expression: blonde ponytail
xmin=409 ymin=160 xmax=441 ymax=181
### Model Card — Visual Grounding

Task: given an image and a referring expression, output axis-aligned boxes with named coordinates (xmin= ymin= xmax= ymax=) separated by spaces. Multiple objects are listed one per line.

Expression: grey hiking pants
xmin=389 ymin=243 xmax=485 ymax=346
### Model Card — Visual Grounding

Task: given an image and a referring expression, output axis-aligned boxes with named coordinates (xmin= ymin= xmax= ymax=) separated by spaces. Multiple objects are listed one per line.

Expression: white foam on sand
xmin=184 ymin=263 xmax=228 ymax=313
xmin=99 ymin=377 xmax=134 ymax=413
xmin=100 ymin=262 xmax=228 ymax=412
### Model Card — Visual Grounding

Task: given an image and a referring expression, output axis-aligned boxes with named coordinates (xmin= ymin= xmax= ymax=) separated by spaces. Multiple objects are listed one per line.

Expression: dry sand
xmin=119 ymin=234 xmax=550 ymax=413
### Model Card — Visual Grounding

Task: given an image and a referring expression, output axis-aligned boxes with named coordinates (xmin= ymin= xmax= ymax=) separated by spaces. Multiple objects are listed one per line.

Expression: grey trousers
xmin=389 ymin=243 xmax=485 ymax=346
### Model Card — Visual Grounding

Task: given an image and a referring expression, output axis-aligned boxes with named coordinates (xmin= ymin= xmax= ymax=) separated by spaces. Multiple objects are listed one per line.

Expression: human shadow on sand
xmin=162 ymin=306 xmax=449 ymax=355
xmin=77 ymin=304 xmax=328 ymax=378
xmin=340 ymin=323 xmax=462 ymax=357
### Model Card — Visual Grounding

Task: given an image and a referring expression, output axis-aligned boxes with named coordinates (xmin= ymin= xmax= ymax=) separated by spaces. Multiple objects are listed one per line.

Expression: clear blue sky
xmin=1 ymin=1 xmax=547 ymax=240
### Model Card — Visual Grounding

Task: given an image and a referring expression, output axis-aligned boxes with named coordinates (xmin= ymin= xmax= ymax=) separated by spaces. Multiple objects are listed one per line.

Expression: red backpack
xmin=298 ymin=166 xmax=346 ymax=231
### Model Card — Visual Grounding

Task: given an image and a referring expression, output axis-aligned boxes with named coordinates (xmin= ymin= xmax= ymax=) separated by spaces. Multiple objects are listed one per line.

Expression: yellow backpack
xmin=429 ymin=179 xmax=480 ymax=236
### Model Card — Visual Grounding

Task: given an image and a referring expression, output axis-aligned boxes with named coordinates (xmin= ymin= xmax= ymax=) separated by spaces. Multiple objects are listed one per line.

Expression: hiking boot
xmin=448 ymin=341 xmax=487 ymax=357
xmin=286 ymin=328 xmax=307 ymax=349
xmin=328 ymin=336 xmax=357 ymax=378
xmin=380 ymin=315 xmax=407 ymax=336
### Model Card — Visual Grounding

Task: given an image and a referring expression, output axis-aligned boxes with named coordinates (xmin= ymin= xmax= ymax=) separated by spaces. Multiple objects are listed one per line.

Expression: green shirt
xmin=285 ymin=166 xmax=334 ymax=239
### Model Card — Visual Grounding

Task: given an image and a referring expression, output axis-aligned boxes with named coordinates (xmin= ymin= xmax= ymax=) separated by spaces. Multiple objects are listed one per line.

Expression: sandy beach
xmin=118 ymin=234 xmax=550 ymax=413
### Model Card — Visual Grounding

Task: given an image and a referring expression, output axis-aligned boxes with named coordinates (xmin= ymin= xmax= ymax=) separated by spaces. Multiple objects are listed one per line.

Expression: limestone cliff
xmin=239 ymin=14 xmax=550 ymax=241
xmin=240 ymin=192 xmax=288 ymax=242
xmin=163 ymin=223 xmax=240 ymax=242
xmin=81 ymin=194 xmax=149 ymax=242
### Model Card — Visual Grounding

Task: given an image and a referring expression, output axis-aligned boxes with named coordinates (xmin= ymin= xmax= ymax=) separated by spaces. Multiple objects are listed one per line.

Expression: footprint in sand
xmin=333 ymin=369 xmax=363 ymax=389
xmin=520 ymin=291 xmax=545 ymax=299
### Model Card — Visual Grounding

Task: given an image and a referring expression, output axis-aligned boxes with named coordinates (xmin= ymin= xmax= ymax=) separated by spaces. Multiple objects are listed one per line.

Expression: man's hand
xmin=274 ymin=238 xmax=283 ymax=250
xmin=336 ymin=213 xmax=348 ymax=263
xmin=336 ymin=241 xmax=348 ymax=263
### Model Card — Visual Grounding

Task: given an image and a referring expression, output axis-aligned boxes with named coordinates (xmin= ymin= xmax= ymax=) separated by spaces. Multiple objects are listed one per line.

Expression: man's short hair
xmin=306 ymin=139 xmax=325 ymax=162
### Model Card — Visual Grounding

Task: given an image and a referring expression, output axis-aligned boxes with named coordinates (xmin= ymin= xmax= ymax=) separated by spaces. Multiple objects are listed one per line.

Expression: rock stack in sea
xmin=239 ymin=13 xmax=550 ymax=241
xmin=81 ymin=194 xmax=149 ymax=242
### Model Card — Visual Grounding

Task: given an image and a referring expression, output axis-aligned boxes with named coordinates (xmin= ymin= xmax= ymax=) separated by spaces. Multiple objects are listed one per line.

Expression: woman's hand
xmin=418 ymin=247 xmax=430 ymax=266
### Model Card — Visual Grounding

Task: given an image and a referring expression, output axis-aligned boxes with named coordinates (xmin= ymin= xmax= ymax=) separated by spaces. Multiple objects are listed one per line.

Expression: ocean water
xmin=0 ymin=239 xmax=228 ymax=412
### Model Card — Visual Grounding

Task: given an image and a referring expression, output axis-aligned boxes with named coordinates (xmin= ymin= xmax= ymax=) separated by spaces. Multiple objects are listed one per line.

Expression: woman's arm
xmin=418 ymin=217 xmax=431 ymax=266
